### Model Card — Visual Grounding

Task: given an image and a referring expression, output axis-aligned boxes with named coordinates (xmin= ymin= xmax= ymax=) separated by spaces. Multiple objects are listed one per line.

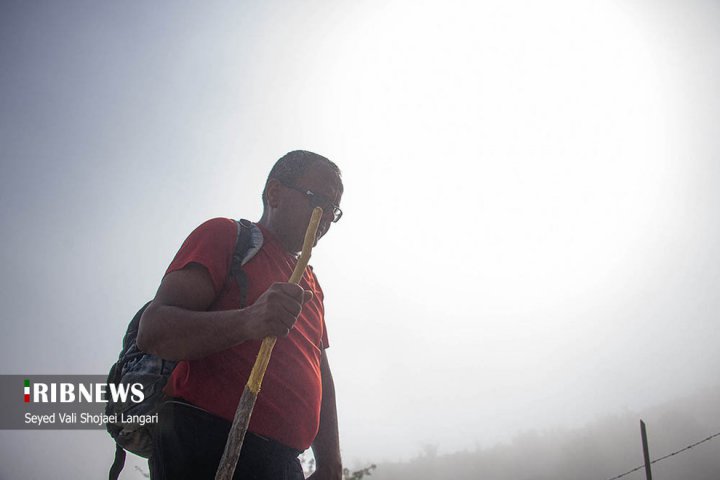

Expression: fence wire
xmin=606 ymin=431 xmax=720 ymax=480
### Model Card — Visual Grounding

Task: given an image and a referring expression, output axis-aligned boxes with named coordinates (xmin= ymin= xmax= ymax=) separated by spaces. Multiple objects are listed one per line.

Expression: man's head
xmin=260 ymin=150 xmax=344 ymax=253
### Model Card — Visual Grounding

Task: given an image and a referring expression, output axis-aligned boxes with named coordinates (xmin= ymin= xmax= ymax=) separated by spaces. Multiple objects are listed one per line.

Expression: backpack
xmin=106 ymin=219 xmax=262 ymax=480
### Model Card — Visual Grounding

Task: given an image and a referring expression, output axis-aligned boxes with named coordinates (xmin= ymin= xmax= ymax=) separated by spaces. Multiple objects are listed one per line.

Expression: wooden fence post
xmin=640 ymin=420 xmax=653 ymax=480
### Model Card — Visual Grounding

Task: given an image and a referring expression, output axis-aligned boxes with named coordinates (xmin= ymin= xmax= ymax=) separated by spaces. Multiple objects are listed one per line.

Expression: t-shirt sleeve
xmin=165 ymin=218 xmax=237 ymax=295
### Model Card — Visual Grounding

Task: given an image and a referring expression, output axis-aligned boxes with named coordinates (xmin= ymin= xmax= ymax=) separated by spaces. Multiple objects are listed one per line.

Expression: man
xmin=137 ymin=150 xmax=343 ymax=480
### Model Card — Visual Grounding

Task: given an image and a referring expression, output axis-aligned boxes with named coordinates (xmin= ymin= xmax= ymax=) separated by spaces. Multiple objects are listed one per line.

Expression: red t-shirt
xmin=163 ymin=218 xmax=329 ymax=450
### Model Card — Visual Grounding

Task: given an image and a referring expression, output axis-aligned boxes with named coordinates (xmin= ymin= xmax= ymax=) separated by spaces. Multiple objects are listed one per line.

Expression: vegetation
xmin=344 ymin=464 xmax=377 ymax=479
xmin=370 ymin=385 xmax=720 ymax=480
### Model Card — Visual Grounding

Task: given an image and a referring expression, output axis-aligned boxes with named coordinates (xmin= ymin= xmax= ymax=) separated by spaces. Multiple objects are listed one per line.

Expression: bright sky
xmin=2 ymin=0 xmax=719 ymax=478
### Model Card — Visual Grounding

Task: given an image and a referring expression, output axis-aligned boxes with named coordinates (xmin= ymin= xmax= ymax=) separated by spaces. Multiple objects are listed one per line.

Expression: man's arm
xmin=136 ymin=263 xmax=311 ymax=360
xmin=310 ymin=349 xmax=342 ymax=480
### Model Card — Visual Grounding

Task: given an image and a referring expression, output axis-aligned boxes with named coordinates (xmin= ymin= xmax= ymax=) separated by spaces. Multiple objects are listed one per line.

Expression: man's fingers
xmin=274 ymin=291 xmax=313 ymax=331
xmin=270 ymin=283 xmax=313 ymax=313
xmin=303 ymin=290 xmax=313 ymax=303
xmin=278 ymin=295 xmax=303 ymax=317
xmin=279 ymin=289 xmax=313 ymax=318
xmin=253 ymin=283 xmax=315 ymax=336
xmin=267 ymin=282 xmax=312 ymax=302
xmin=277 ymin=310 xmax=299 ymax=329
xmin=275 ymin=325 xmax=291 ymax=338
xmin=271 ymin=282 xmax=305 ymax=300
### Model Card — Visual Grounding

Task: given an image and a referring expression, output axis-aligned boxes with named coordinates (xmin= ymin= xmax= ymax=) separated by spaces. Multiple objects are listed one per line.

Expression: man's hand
xmin=243 ymin=282 xmax=313 ymax=339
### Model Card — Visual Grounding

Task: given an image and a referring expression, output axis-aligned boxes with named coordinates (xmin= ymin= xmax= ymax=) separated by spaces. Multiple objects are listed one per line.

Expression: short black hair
xmin=262 ymin=150 xmax=343 ymax=206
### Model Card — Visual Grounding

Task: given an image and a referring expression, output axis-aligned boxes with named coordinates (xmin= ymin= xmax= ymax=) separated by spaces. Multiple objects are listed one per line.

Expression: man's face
xmin=273 ymin=162 xmax=343 ymax=253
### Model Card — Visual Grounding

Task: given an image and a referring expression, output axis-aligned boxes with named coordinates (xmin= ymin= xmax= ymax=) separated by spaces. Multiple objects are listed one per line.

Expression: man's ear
xmin=265 ymin=179 xmax=282 ymax=208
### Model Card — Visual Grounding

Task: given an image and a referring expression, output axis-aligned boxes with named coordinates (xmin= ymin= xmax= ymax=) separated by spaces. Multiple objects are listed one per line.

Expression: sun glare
xmin=317 ymin=1 xmax=679 ymax=317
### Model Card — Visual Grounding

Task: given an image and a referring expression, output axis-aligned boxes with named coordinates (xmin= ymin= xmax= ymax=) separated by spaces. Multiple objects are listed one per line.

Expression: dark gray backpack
xmin=105 ymin=219 xmax=262 ymax=480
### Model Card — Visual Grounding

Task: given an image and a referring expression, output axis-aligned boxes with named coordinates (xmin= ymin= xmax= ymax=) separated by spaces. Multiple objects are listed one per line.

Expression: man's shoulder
xmin=195 ymin=217 xmax=238 ymax=234
xmin=178 ymin=218 xmax=240 ymax=256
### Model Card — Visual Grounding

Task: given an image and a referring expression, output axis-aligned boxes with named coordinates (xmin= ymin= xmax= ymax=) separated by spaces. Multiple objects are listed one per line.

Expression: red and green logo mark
xmin=24 ymin=379 xmax=31 ymax=403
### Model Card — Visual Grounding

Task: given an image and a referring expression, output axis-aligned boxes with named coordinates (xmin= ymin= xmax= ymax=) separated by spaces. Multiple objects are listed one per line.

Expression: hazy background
xmin=1 ymin=0 xmax=719 ymax=478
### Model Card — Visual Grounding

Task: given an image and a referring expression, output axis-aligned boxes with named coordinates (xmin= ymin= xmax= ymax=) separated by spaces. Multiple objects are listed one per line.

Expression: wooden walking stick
xmin=215 ymin=207 xmax=324 ymax=480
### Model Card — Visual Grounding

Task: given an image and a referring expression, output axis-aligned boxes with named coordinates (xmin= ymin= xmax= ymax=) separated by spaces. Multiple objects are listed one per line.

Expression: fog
xmin=1 ymin=1 xmax=719 ymax=478
xmin=372 ymin=386 xmax=720 ymax=479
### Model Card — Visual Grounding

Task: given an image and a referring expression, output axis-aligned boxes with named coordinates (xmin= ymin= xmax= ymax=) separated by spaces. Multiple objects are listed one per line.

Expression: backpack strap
xmin=230 ymin=219 xmax=261 ymax=307
xmin=108 ymin=444 xmax=126 ymax=480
